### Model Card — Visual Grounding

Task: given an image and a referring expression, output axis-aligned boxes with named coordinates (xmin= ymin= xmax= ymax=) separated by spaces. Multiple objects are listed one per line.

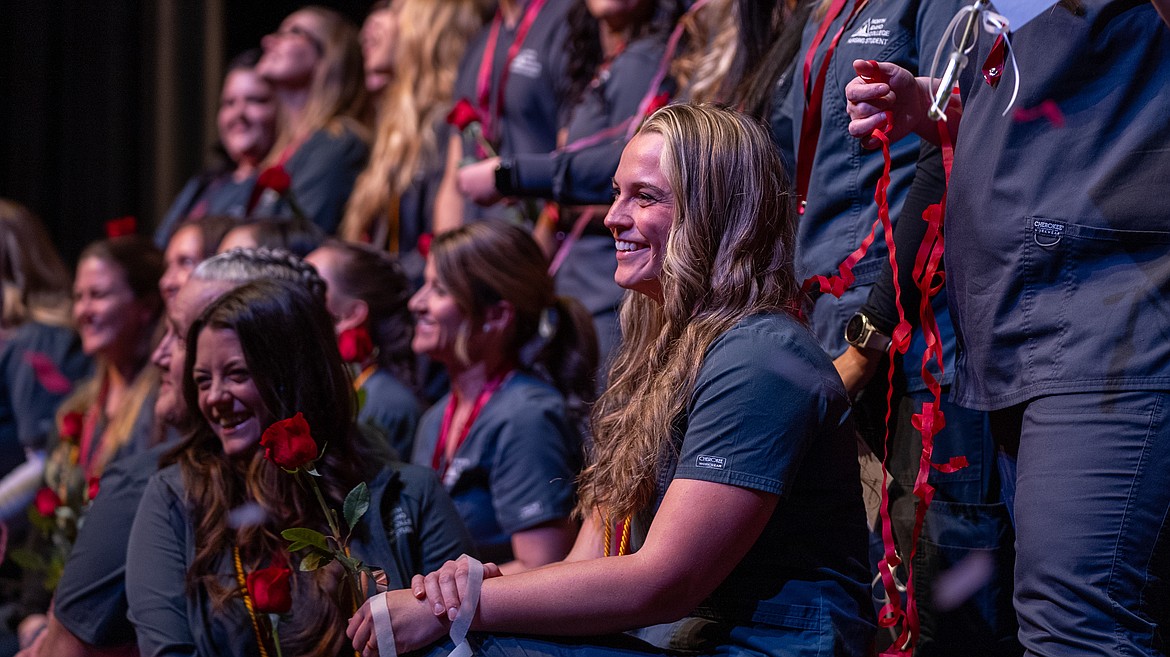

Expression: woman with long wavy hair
xmin=254 ymin=6 xmax=370 ymax=234
xmin=340 ymin=0 xmax=488 ymax=283
xmin=126 ymin=278 xmax=469 ymax=657
xmin=349 ymin=104 xmax=874 ymax=656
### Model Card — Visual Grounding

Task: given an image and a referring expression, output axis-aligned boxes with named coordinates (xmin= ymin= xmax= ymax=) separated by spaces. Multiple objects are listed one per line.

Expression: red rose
xmin=417 ymin=233 xmax=433 ymax=258
xmin=34 ymin=487 xmax=61 ymax=517
xmin=247 ymin=565 xmax=292 ymax=615
xmin=104 ymin=216 xmax=137 ymax=238
xmin=87 ymin=476 xmax=101 ymax=502
xmin=260 ymin=413 xmax=319 ymax=470
xmin=60 ymin=412 xmax=84 ymax=442
xmin=256 ymin=165 xmax=292 ymax=195
xmin=446 ymin=98 xmax=482 ymax=131
xmin=337 ymin=326 xmax=374 ymax=364
xmin=644 ymin=91 xmax=671 ymax=118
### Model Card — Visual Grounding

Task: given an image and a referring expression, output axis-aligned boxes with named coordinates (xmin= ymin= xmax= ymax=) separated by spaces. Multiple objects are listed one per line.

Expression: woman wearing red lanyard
xmin=53 ymin=237 xmax=164 ymax=482
xmin=407 ymin=221 xmax=597 ymax=573
xmin=254 ymin=7 xmax=370 ymax=235
xmin=433 ymin=0 xmax=576 ymax=230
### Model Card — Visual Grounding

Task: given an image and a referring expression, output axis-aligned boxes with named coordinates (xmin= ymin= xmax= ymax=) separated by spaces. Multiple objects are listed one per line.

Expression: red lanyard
xmin=78 ymin=373 xmax=108 ymax=478
xmin=475 ymin=0 xmax=548 ymax=144
xmin=431 ymin=372 xmax=509 ymax=479
xmin=795 ymin=0 xmax=870 ymax=214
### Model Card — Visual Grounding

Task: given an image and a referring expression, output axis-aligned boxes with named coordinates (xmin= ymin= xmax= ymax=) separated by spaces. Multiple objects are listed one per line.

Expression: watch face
xmin=845 ymin=314 xmax=865 ymax=343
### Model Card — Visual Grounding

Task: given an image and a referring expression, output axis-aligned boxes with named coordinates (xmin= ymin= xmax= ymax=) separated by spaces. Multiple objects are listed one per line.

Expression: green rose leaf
xmin=299 ymin=551 xmax=331 ymax=572
xmin=282 ymin=527 xmax=330 ymax=553
xmin=343 ymin=482 xmax=370 ymax=530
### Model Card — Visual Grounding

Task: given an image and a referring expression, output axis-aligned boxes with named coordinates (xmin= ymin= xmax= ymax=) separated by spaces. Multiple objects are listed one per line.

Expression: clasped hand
xmin=347 ymin=556 xmax=503 ymax=656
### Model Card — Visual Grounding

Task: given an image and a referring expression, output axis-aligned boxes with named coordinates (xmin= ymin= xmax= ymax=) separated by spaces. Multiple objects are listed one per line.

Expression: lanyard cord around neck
xmin=795 ymin=0 xmax=871 ymax=214
xmin=475 ymin=0 xmax=549 ymax=144
xmin=431 ymin=372 xmax=509 ymax=480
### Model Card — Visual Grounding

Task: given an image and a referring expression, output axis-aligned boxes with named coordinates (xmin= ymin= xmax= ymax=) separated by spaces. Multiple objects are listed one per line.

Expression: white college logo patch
xmin=510 ymin=48 xmax=542 ymax=78
xmin=696 ymin=455 xmax=726 ymax=470
xmin=847 ymin=17 xmax=890 ymax=46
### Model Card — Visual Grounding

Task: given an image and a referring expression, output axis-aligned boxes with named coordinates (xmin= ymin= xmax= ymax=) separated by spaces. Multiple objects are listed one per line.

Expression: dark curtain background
xmin=0 ymin=0 xmax=369 ymax=267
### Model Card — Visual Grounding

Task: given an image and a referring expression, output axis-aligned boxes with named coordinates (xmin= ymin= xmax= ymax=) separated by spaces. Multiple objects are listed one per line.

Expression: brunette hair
xmin=429 ymin=222 xmax=599 ymax=412
xmin=173 ymin=216 xmax=238 ymax=260
xmin=174 ymin=279 xmax=373 ymax=656
xmin=313 ymin=240 xmax=415 ymax=385
xmin=340 ymin=0 xmax=489 ymax=246
xmin=225 ymin=216 xmax=325 ymax=257
xmin=0 ymin=199 xmax=72 ymax=328
xmin=563 ymin=0 xmax=677 ymax=107
xmin=578 ymin=103 xmax=800 ymax=520
xmin=265 ymin=6 xmax=370 ymax=166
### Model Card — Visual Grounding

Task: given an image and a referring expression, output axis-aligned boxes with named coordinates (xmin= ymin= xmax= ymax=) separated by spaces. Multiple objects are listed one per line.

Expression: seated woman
xmin=55 ymin=237 xmax=164 ymax=470
xmin=154 ymin=50 xmax=277 ymax=246
xmin=350 ymin=104 xmax=875 ymax=656
xmin=408 ymin=221 xmax=597 ymax=571
xmin=126 ymin=279 xmax=471 ymax=657
xmin=254 ymin=6 xmax=370 ymax=234
xmin=305 ymin=240 xmax=420 ymax=459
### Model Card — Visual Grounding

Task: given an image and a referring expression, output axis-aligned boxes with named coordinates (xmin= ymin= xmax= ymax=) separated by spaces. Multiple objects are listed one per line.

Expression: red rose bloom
xmin=256 ymin=165 xmax=292 ymax=195
xmin=337 ymin=326 xmax=374 ymax=364
xmin=260 ymin=413 xmax=319 ymax=470
xmin=644 ymin=91 xmax=671 ymax=117
xmin=247 ymin=565 xmax=292 ymax=615
xmin=104 ymin=216 xmax=137 ymax=238
xmin=61 ymin=412 xmax=84 ymax=442
xmin=446 ymin=99 xmax=482 ymax=131
xmin=87 ymin=476 xmax=101 ymax=502
xmin=34 ymin=487 xmax=61 ymax=517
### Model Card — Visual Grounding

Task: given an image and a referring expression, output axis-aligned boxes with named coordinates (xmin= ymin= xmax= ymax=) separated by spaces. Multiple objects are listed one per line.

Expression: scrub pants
xmin=881 ymin=394 xmax=1019 ymax=656
xmin=993 ymin=390 xmax=1170 ymax=656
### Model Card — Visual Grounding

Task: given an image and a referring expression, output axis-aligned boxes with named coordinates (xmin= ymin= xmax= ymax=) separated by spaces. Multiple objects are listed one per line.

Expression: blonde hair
xmin=671 ymin=0 xmax=740 ymax=103
xmin=577 ymin=104 xmax=801 ymax=520
xmin=340 ymin=0 xmax=488 ymax=246
xmin=265 ymin=6 xmax=371 ymax=166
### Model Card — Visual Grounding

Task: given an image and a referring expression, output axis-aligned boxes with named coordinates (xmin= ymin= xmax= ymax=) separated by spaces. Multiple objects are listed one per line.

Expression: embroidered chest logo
xmin=847 ymin=17 xmax=890 ymax=46
xmin=391 ymin=507 xmax=415 ymax=538
xmin=510 ymin=48 xmax=543 ymax=78
xmin=696 ymin=455 xmax=726 ymax=470
xmin=518 ymin=501 xmax=545 ymax=520
xmin=443 ymin=457 xmax=473 ymax=487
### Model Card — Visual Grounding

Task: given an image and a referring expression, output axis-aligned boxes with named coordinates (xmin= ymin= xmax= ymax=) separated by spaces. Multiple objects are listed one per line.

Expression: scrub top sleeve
xmin=489 ymin=402 xmax=578 ymax=535
xmin=409 ymin=465 xmax=475 ymax=573
xmin=54 ymin=450 xmax=160 ymax=646
xmin=673 ymin=322 xmax=824 ymax=497
xmin=126 ymin=473 xmax=198 ymax=657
